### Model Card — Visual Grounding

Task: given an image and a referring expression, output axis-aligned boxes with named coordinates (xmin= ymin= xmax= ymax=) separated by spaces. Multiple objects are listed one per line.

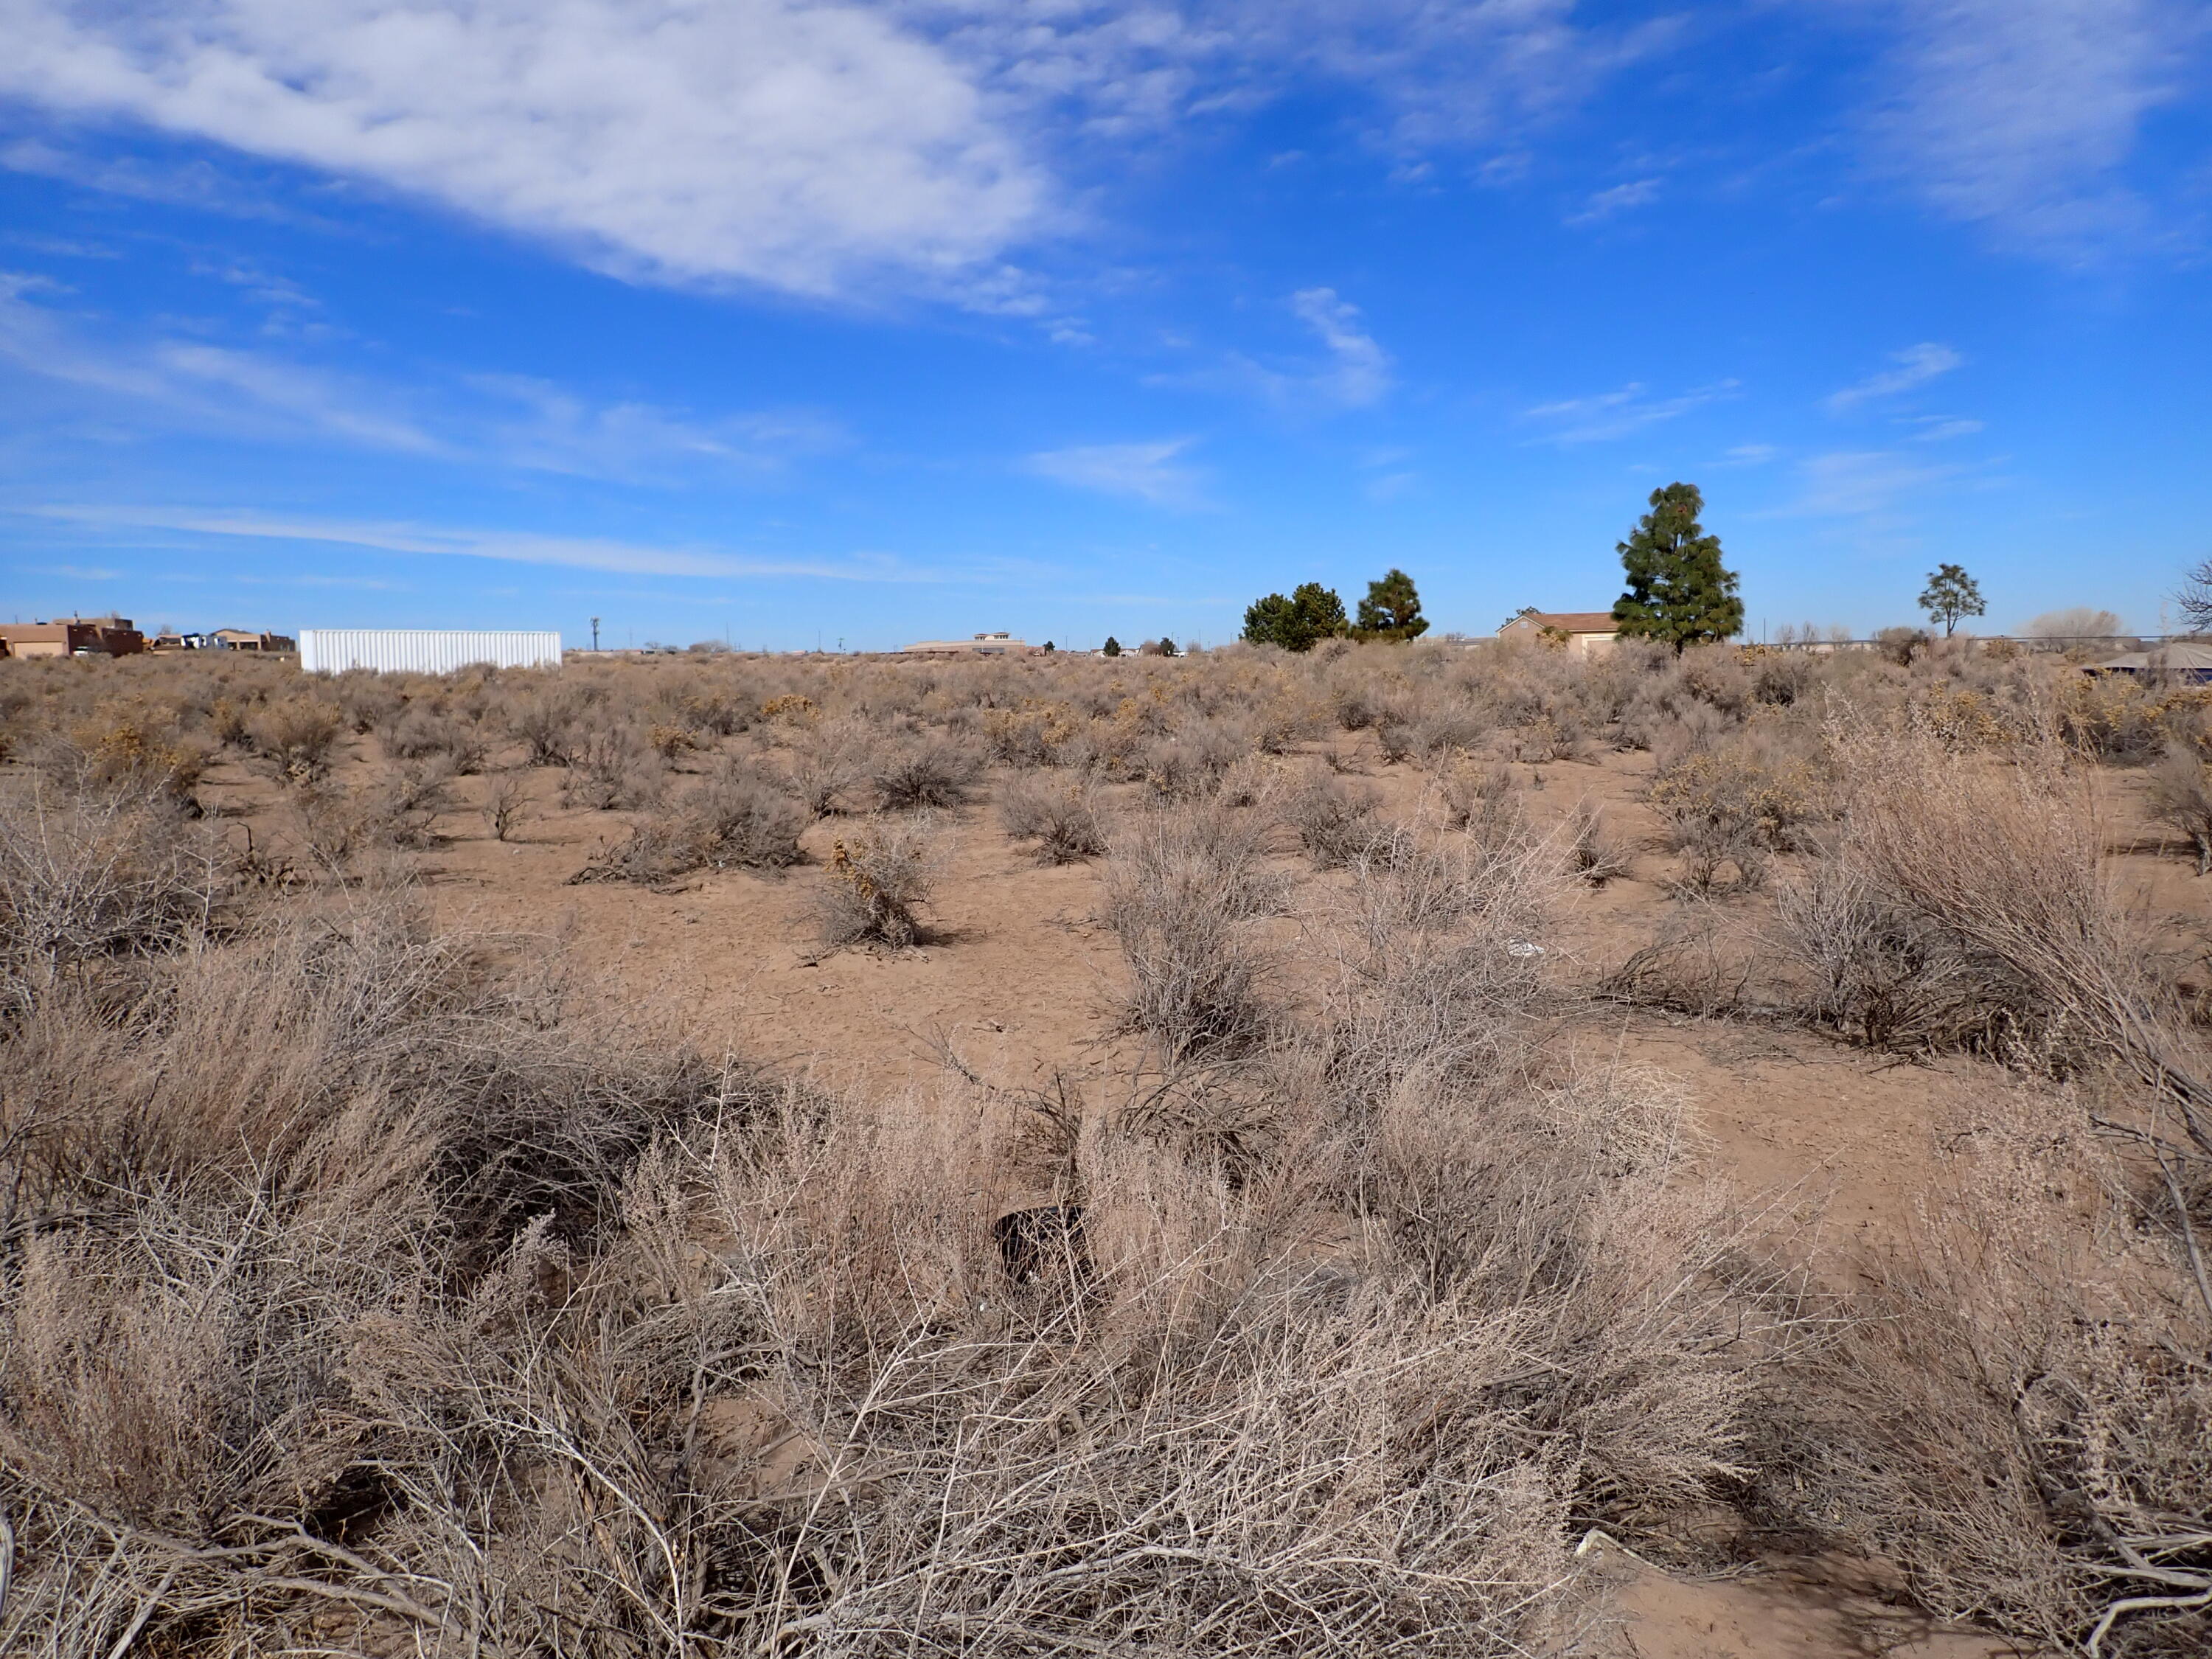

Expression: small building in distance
xmin=1497 ymin=608 xmax=1619 ymax=657
xmin=2086 ymin=643 xmax=2212 ymax=685
xmin=211 ymin=627 xmax=297 ymax=653
xmin=901 ymin=631 xmax=1036 ymax=658
xmin=0 ymin=614 xmax=145 ymax=658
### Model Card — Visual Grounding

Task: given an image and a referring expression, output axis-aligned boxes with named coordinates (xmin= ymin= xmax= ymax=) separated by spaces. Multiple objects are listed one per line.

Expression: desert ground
xmin=3 ymin=637 xmax=2208 ymax=1657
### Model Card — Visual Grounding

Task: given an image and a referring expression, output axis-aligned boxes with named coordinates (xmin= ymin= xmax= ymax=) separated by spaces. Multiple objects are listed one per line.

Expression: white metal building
xmin=299 ymin=629 xmax=563 ymax=675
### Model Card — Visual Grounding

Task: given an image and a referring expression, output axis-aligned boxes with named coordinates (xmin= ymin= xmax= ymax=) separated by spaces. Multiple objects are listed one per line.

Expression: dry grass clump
xmin=576 ymin=762 xmax=808 ymax=886
xmin=815 ymin=818 xmax=937 ymax=947
xmin=1284 ymin=765 xmax=1386 ymax=867
xmin=997 ymin=773 xmax=1108 ymax=862
xmin=1104 ymin=803 xmax=1285 ymax=1060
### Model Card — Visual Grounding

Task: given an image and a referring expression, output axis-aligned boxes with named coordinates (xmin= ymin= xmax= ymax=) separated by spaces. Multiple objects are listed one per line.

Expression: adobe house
xmin=1496 ymin=608 xmax=1620 ymax=657
xmin=0 ymin=615 xmax=144 ymax=658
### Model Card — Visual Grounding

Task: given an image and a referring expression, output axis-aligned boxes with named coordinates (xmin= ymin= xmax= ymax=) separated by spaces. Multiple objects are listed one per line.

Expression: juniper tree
xmin=1242 ymin=582 xmax=1349 ymax=653
xmin=1355 ymin=568 xmax=1429 ymax=641
xmin=1611 ymin=483 xmax=1743 ymax=652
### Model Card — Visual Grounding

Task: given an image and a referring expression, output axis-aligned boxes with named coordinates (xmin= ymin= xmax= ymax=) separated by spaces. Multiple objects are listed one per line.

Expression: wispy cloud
xmin=27 ymin=504 xmax=946 ymax=583
xmin=1567 ymin=177 xmax=1661 ymax=225
xmin=1907 ymin=416 xmax=1985 ymax=442
xmin=1824 ymin=343 xmax=1963 ymax=411
xmin=1024 ymin=439 xmax=1207 ymax=507
xmin=1150 ymin=287 xmax=1395 ymax=411
xmin=12 ymin=561 xmax=119 ymax=580
xmin=0 ymin=279 xmax=831 ymax=479
xmin=1723 ymin=442 xmax=1779 ymax=465
xmin=1523 ymin=379 xmax=1739 ymax=444
xmin=1288 ymin=288 xmax=1393 ymax=407
xmin=1779 ymin=450 xmax=1967 ymax=519
xmin=1863 ymin=0 xmax=2199 ymax=254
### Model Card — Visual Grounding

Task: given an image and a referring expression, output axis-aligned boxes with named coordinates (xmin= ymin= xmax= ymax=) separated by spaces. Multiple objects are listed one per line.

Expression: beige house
xmin=1496 ymin=608 xmax=1620 ymax=656
xmin=901 ymin=631 xmax=1035 ymax=658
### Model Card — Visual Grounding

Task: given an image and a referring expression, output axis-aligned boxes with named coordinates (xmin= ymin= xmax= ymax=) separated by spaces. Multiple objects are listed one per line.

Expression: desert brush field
xmin=2 ymin=636 xmax=2209 ymax=1658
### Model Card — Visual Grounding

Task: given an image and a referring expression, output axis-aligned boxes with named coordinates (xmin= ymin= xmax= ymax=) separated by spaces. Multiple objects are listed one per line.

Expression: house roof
xmin=1503 ymin=609 xmax=1618 ymax=635
xmin=2090 ymin=644 xmax=2212 ymax=675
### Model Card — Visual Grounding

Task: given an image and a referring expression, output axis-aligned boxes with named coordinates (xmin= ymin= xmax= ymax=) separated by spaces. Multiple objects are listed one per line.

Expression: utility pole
xmin=591 ymin=616 xmax=600 ymax=651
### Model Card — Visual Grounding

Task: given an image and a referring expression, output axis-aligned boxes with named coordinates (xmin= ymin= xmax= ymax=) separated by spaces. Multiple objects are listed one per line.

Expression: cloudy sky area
xmin=0 ymin=0 xmax=2207 ymax=647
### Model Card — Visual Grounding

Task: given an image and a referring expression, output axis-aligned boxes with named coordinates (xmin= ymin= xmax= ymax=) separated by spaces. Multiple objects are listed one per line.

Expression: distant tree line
xmin=1241 ymin=568 xmax=1430 ymax=652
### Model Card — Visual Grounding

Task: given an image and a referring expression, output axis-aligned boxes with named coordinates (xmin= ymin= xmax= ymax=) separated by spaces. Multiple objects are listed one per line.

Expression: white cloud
xmin=0 ymin=0 xmax=1046 ymax=298
xmin=1823 ymin=342 xmax=1962 ymax=411
xmin=1723 ymin=442 xmax=1778 ymax=465
xmin=27 ymin=504 xmax=938 ymax=581
xmin=1523 ymin=379 xmax=1739 ymax=444
xmin=1288 ymin=288 xmax=1392 ymax=407
xmin=1864 ymin=0 xmax=2200 ymax=251
xmin=1567 ymin=176 xmax=1660 ymax=225
xmin=1024 ymin=438 xmax=1206 ymax=507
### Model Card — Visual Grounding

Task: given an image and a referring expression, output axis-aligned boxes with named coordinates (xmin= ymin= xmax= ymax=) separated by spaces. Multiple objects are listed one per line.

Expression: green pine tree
xmin=1610 ymin=483 xmax=1743 ymax=651
xmin=1917 ymin=563 xmax=1986 ymax=638
xmin=1354 ymin=568 xmax=1428 ymax=641
xmin=1242 ymin=582 xmax=1348 ymax=653
xmin=1102 ymin=635 xmax=1122 ymax=658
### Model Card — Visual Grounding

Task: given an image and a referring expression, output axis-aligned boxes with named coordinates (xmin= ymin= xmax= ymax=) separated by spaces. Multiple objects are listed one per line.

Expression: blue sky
xmin=1 ymin=1 xmax=2208 ymax=650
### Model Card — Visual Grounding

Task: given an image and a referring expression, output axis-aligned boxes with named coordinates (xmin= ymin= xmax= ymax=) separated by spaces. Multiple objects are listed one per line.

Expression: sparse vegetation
xmin=1 ymin=634 xmax=2208 ymax=1657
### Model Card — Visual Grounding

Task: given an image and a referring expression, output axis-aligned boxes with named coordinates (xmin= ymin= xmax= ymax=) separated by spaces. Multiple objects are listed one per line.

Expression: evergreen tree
xmin=1242 ymin=582 xmax=1348 ymax=652
xmin=1158 ymin=636 xmax=1179 ymax=657
xmin=1610 ymin=483 xmax=1743 ymax=651
xmin=1917 ymin=563 xmax=1986 ymax=638
xmin=1102 ymin=636 xmax=1122 ymax=657
xmin=1354 ymin=568 xmax=1428 ymax=641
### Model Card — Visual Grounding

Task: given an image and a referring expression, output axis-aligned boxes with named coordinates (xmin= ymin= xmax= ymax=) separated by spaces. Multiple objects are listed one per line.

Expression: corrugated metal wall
xmin=299 ymin=630 xmax=563 ymax=675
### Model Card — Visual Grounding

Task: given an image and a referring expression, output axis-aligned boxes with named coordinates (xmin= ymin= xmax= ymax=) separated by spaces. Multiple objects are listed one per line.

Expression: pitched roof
xmin=1503 ymin=610 xmax=1618 ymax=635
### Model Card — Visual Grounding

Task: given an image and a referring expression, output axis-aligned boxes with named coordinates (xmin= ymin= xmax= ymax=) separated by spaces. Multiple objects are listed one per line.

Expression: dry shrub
xmin=386 ymin=703 xmax=490 ymax=773
xmin=1105 ymin=804 xmax=1283 ymax=1060
xmin=981 ymin=700 xmax=1078 ymax=766
xmin=561 ymin=720 xmax=666 ymax=810
xmin=777 ymin=713 xmax=872 ymax=817
xmin=1649 ymin=738 xmax=1820 ymax=893
xmin=872 ymin=731 xmax=981 ymax=810
xmin=507 ymin=681 xmax=586 ymax=766
xmin=816 ymin=818 xmax=936 ymax=947
xmin=248 ymin=695 xmax=345 ymax=784
xmin=1284 ymin=766 xmax=1385 ymax=867
xmin=2146 ymin=745 xmax=2212 ymax=874
xmin=998 ymin=773 xmax=1107 ymax=862
xmin=63 ymin=700 xmax=209 ymax=799
xmin=1752 ymin=1090 xmax=2212 ymax=1657
xmin=575 ymin=763 xmax=807 ymax=885
xmin=1773 ymin=727 xmax=2171 ymax=1072
xmin=0 ymin=783 xmax=232 ymax=1016
xmin=1439 ymin=756 xmax=1526 ymax=847
xmin=481 ymin=768 xmax=532 ymax=841
xmin=1567 ymin=799 xmax=1631 ymax=886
